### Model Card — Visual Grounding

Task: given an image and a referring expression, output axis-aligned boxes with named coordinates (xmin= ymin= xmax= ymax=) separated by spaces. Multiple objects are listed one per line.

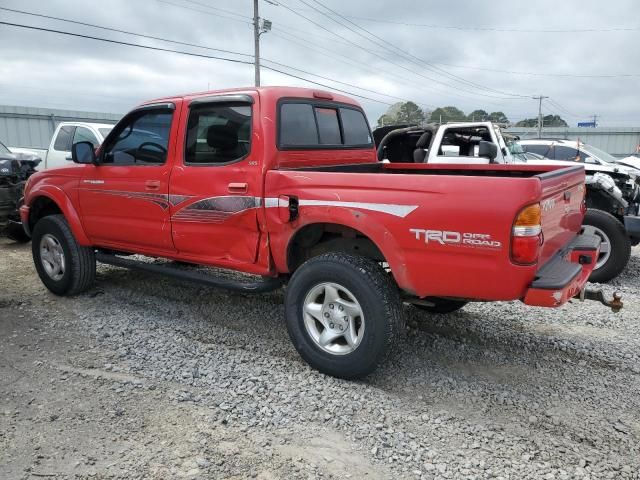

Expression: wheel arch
xmin=27 ymin=187 xmax=91 ymax=245
xmin=283 ymin=220 xmax=413 ymax=292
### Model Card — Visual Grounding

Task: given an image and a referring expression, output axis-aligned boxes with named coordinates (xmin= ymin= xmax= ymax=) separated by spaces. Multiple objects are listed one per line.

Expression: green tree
xmin=376 ymin=114 xmax=396 ymax=127
xmin=397 ymin=101 xmax=425 ymax=124
xmin=430 ymin=106 xmax=467 ymax=123
xmin=488 ymin=111 xmax=509 ymax=124
xmin=467 ymin=109 xmax=489 ymax=121
xmin=516 ymin=115 xmax=568 ymax=127
xmin=377 ymin=101 xmax=426 ymax=126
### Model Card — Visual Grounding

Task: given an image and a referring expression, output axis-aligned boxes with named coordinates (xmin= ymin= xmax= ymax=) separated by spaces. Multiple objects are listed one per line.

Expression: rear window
xmin=340 ymin=108 xmax=372 ymax=145
xmin=278 ymin=101 xmax=372 ymax=149
xmin=280 ymin=104 xmax=318 ymax=146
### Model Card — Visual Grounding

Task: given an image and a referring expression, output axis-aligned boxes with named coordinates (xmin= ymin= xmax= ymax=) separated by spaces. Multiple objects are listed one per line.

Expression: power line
xmin=304 ymin=0 xmax=530 ymax=99
xmin=269 ymin=31 xmax=436 ymax=109
xmin=428 ymin=63 xmax=640 ymax=79
xmin=0 ymin=6 xmax=254 ymax=58
xmin=175 ymin=0 xmax=251 ymax=19
xmin=156 ymin=0 xmax=252 ymax=24
xmin=270 ymin=3 xmax=640 ymax=79
xmin=268 ymin=29 xmax=532 ymax=110
xmin=323 ymin=14 xmax=640 ymax=33
xmin=1 ymin=7 xmax=407 ymax=103
xmin=272 ymin=0 xmax=527 ymax=101
xmin=0 ymin=20 xmax=395 ymax=106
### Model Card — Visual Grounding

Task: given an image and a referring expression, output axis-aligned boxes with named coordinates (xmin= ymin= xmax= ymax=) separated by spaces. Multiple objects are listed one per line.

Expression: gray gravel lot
xmin=1 ymin=238 xmax=639 ymax=479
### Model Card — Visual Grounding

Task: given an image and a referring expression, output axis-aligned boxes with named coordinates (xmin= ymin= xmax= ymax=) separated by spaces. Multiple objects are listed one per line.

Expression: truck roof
xmin=57 ymin=121 xmax=115 ymax=129
xmin=141 ymin=86 xmax=363 ymax=108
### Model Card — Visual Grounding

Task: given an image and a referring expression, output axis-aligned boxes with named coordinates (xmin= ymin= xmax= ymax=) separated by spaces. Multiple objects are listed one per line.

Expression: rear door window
xmin=185 ymin=103 xmax=252 ymax=164
xmin=53 ymin=125 xmax=76 ymax=151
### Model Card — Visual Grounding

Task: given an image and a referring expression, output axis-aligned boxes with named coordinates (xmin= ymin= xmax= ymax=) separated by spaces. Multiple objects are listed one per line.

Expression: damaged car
xmin=0 ymin=139 xmax=41 ymax=242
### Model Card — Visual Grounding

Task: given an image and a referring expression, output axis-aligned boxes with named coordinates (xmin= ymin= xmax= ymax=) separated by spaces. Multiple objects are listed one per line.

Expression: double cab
xmin=21 ymin=86 xmax=604 ymax=378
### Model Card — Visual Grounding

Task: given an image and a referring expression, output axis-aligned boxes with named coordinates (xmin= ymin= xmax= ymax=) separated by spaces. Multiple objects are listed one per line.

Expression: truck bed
xmin=266 ymin=162 xmax=586 ymax=301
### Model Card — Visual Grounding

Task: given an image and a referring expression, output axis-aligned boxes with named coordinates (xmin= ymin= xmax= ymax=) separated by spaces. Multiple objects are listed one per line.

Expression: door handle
xmin=228 ymin=182 xmax=248 ymax=194
xmin=145 ymin=180 xmax=161 ymax=191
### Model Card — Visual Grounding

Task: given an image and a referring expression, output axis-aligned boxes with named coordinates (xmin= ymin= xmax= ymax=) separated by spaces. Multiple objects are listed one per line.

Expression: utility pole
xmin=253 ymin=0 xmax=272 ymax=87
xmin=253 ymin=0 xmax=260 ymax=87
xmin=592 ymin=114 xmax=598 ymax=127
xmin=533 ymin=95 xmax=549 ymax=138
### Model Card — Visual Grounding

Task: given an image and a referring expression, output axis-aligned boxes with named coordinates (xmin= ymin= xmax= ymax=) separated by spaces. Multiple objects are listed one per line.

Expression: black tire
xmin=285 ymin=253 xmax=403 ymax=379
xmin=5 ymin=221 xmax=30 ymax=243
xmin=582 ymin=209 xmax=631 ymax=283
xmin=412 ymin=298 xmax=468 ymax=314
xmin=31 ymin=215 xmax=96 ymax=295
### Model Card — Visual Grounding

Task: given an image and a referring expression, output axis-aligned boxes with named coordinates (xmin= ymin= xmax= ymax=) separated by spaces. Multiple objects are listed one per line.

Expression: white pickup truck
xmin=375 ymin=122 xmax=639 ymax=283
xmin=37 ymin=122 xmax=113 ymax=170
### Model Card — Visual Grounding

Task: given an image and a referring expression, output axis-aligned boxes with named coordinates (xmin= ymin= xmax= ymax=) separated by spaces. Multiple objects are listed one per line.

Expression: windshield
xmin=508 ymin=142 xmax=525 ymax=154
xmin=582 ymin=145 xmax=618 ymax=164
xmin=0 ymin=140 xmax=10 ymax=155
xmin=98 ymin=127 xmax=113 ymax=139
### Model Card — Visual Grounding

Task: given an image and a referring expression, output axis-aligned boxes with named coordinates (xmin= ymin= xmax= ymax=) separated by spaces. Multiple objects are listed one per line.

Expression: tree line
xmin=376 ymin=102 xmax=568 ymax=128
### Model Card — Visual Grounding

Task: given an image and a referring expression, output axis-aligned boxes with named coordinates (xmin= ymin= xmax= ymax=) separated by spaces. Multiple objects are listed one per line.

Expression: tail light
xmin=511 ymin=203 xmax=542 ymax=265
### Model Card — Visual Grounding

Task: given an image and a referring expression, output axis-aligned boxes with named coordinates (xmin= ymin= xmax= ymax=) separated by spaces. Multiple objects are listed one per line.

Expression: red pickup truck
xmin=21 ymin=86 xmax=606 ymax=378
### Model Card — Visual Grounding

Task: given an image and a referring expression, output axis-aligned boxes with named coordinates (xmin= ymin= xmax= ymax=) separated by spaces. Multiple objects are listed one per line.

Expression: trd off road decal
xmin=410 ymin=229 xmax=502 ymax=249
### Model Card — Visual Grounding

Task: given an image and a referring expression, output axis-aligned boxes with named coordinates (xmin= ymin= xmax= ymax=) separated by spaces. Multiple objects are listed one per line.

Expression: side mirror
xmin=478 ymin=141 xmax=498 ymax=161
xmin=584 ymin=156 xmax=597 ymax=164
xmin=71 ymin=141 xmax=97 ymax=164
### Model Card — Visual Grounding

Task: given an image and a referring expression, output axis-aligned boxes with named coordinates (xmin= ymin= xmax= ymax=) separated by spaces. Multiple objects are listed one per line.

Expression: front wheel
xmin=31 ymin=215 xmax=96 ymax=295
xmin=582 ymin=209 xmax=631 ymax=283
xmin=285 ymin=253 xmax=403 ymax=379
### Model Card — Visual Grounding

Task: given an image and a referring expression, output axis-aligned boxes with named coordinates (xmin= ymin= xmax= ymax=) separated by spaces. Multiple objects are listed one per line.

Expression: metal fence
xmin=0 ymin=104 xmax=122 ymax=150
xmin=507 ymin=127 xmax=640 ymax=158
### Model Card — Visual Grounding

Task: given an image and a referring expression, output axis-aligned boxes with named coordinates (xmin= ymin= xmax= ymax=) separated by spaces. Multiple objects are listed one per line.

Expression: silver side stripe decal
xmin=81 ymin=190 xmax=417 ymax=220
xmin=262 ymin=198 xmax=417 ymax=218
xmin=298 ymin=200 xmax=417 ymax=218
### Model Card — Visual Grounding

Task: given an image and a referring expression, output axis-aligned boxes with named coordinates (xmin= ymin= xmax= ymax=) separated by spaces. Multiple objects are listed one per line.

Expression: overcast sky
xmin=0 ymin=0 xmax=638 ymax=126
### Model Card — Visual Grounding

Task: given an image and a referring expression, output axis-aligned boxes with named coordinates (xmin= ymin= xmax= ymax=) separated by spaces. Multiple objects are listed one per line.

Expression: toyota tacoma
xmin=21 ymin=87 xmax=612 ymax=379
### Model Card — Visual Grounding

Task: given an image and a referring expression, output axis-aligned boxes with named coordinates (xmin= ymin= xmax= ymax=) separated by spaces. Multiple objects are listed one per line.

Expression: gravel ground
xmin=1 ymin=238 xmax=639 ymax=479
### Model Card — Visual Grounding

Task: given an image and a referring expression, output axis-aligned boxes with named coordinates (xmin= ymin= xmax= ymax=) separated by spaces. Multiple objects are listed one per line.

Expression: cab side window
xmin=102 ymin=110 xmax=173 ymax=165
xmin=185 ymin=103 xmax=252 ymax=164
xmin=73 ymin=127 xmax=100 ymax=148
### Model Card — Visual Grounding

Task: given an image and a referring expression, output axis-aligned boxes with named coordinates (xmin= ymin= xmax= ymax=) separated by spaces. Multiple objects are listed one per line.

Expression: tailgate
xmin=537 ymin=165 xmax=586 ymax=265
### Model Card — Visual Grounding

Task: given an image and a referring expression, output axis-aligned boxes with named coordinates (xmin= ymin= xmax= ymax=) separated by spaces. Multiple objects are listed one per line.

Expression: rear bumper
xmin=523 ymin=233 xmax=600 ymax=308
xmin=624 ymin=215 xmax=640 ymax=241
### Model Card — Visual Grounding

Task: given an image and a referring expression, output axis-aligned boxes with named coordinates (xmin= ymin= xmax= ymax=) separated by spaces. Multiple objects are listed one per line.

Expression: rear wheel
xmin=32 ymin=215 xmax=96 ymax=295
xmin=412 ymin=298 xmax=468 ymax=314
xmin=582 ymin=209 xmax=631 ymax=283
xmin=285 ymin=253 xmax=403 ymax=379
